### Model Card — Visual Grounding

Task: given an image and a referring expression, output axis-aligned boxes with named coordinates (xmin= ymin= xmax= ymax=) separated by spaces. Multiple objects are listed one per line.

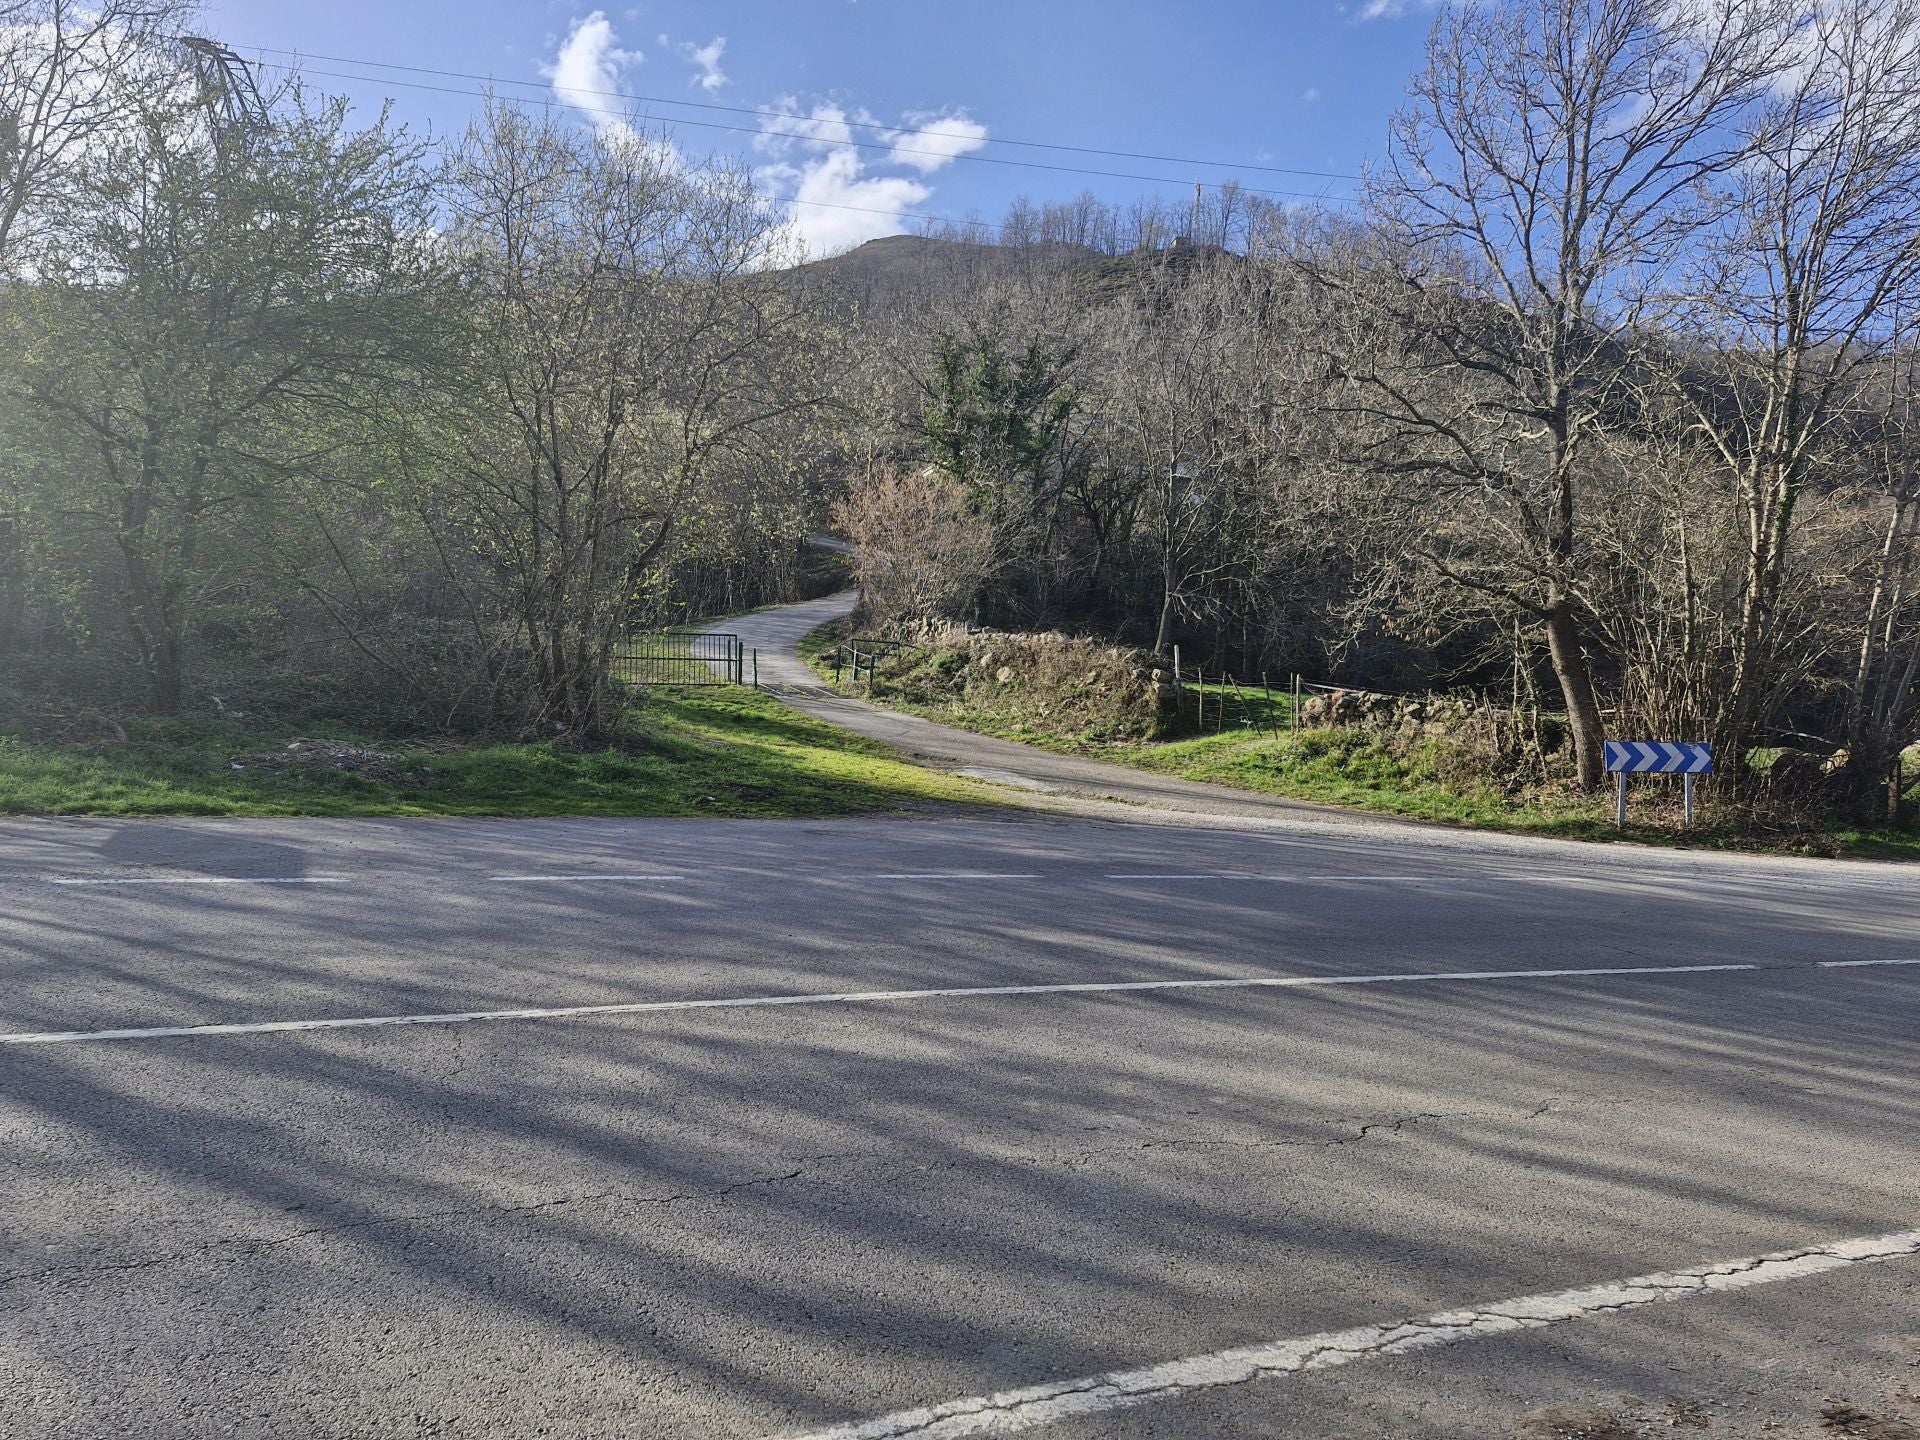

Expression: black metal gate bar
xmin=611 ymin=631 xmax=743 ymax=687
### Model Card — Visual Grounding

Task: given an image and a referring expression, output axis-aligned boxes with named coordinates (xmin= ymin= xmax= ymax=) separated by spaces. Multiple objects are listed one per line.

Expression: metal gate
xmin=611 ymin=631 xmax=744 ymax=686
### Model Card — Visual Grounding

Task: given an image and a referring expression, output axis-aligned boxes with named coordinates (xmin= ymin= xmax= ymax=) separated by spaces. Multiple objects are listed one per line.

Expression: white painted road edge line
xmin=0 ymin=962 xmax=1767 ymax=1047
xmin=771 ymin=1228 xmax=1920 ymax=1440
xmin=1820 ymin=957 xmax=1920 ymax=967
xmin=46 ymin=877 xmax=349 ymax=886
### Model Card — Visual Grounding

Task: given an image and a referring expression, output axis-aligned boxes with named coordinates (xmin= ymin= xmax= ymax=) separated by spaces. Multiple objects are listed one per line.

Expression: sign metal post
xmin=1605 ymin=742 xmax=1714 ymax=829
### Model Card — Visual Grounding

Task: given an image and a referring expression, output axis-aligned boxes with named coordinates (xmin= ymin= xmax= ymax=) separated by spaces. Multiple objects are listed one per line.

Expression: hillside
xmin=790 ymin=232 xmax=1235 ymax=313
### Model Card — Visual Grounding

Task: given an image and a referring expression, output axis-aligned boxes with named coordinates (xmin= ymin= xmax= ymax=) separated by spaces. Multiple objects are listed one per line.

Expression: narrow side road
xmin=721 ymin=592 xmax=1409 ymax=830
xmin=718 ymin=593 xmax=1907 ymax=866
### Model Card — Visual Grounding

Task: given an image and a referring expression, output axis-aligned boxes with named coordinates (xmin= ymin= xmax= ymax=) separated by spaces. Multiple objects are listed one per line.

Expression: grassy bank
xmin=1118 ymin=725 xmax=1920 ymax=859
xmin=0 ymin=685 xmax=992 ymax=819
xmin=803 ymin=621 xmax=1920 ymax=860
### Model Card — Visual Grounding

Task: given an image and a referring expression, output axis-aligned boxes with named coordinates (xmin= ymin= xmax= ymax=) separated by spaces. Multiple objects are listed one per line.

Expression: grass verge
xmin=0 ymin=686 xmax=993 ymax=819
xmin=802 ymin=621 xmax=1920 ymax=860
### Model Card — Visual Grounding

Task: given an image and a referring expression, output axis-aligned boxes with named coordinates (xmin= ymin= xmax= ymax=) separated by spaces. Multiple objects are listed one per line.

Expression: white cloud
xmin=544 ymin=12 xmax=641 ymax=134
xmin=1301 ymin=86 xmax=1322 ymax=103
xmin=1354 ymin=0 xmax=1441 ymax=19
xmin=885 ymin=109 xmax=989 ymax=172
xmin=756 ymin=98 xmax=865 ymax=153
xmin=678 ymin=36 xmax=728 ymax=93
xmin=758 ymin=148 xmax=933 ymax=255
xmin=753 ymin=97 xmax=984 ymax=256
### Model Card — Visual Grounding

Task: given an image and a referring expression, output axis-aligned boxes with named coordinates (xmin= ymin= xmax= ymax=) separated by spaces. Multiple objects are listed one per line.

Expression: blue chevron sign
xmin=1604 ymin=741 xmax=1714 ymax=774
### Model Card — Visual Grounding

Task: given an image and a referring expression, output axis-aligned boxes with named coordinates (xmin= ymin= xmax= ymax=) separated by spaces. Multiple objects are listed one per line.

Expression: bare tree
xmin=1361 ymin=0 xmax=1782 ymax=788
xmin=438 ymin=101 xmax=822 ymax=733
xmin=1842 ymin=341 xmax=1920 ymax=802
xmin=1661 ymin=0 xmax=1920 ymax=769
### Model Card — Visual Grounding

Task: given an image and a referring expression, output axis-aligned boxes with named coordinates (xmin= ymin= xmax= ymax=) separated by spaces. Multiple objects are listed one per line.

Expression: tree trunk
xmin=1153 ymin=568 xmax=1178 ymax=659
xmin=1545 ymin=599 xmax=1605 ymax=791
xmin=0 ymin=511 xmax=26 ymax=660
xmin=149 ymin=632 xmax=184 ymax=714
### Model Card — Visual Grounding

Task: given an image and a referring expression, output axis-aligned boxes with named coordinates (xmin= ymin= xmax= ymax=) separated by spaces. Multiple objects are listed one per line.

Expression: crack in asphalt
xmin=1038 ymin=1101 xmax=1561 ymax=1171
xmin=0 ymin=1107 xmax=1558 ymax=1294
xmin=0 ymin=1166 xmax=813 ymax=1292
xmin=780 ymin=1231 xmax=1920 ymax=1439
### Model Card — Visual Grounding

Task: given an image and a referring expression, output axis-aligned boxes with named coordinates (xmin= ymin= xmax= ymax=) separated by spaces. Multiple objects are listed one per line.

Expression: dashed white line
xmin=46 ymin=877 xmax=349 ymax=886
xmin=0 ymin=961 xmax=1761 ymax=1047
xmin=1303 ymin=874 xmax=1441 ymax=882
xmin=1106 ymin=873 xmax=1279 ymax=880
xmin=1104 ymin=874 xmax=1438 ymax=882
xmin=770 ymin=1228 xmax=1920 ymax=1439
xmin=486 ymin=874 xmax=686 ymax=882
xmin=869 ymin=873 xmax=1044 ymax=880
xmin=1818 ymin=957 xmax=1920 ymax=968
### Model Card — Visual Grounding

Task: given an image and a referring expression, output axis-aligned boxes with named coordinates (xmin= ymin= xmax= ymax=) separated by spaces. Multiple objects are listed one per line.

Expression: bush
xmin=861 ymin=620 xmax=1171 ymax=742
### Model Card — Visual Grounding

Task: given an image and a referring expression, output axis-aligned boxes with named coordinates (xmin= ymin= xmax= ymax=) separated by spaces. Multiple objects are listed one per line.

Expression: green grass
xmin=802 ymin=622 xmax=1920 ymax=860
xmin=0 ymin=686 xmax=994 ymax=818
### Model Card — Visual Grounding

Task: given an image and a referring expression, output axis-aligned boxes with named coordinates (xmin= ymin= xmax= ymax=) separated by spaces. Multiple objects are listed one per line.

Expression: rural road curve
xmin=0 ymin=597 xmax=1914 ymax=1437
xmin=719 ymin=590 xmax=1390 ymax=831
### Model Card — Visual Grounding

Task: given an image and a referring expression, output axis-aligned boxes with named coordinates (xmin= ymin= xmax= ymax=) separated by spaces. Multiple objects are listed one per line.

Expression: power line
xmin=241 ymin=61 xmax=989 ymax=230
xmin=259 ymin=60 xmax=1354 ymax=207
xmin=266 ymin=60 xmax=1351 ymax=208
xmin=236 ymin=42 xmax=1361 ymax=186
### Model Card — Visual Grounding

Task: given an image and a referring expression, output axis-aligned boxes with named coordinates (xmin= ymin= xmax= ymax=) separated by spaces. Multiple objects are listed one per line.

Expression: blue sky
xmin=207 ymin=1 xmax=1438 ymax=254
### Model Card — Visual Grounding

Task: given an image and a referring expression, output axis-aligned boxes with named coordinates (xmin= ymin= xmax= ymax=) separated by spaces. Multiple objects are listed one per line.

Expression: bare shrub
xmin=832 ymin=465 xmax=995 ymax=626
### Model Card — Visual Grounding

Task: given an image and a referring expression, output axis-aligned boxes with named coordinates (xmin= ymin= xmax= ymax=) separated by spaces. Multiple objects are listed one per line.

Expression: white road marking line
xmin=1304 ymin=874 xmax=1441 ymax=881
xmin=869 ymin=873 xmax=1044 ymax=880
xmin=1104 ymin=874 xmax=1440 ymax=882
xmin=1106 ymin=873 xmax=1279 ymax=880
xmin=1818 ymin=957 xmax=1920 ymax=968
xmin=772 ymin=1228 xmax=1920 ymax=1440
xmin=0 ymin=961 xmax=1761 ymax=1048
xmin=486 ymin=874 xmax=686 ymax=882
xmin=46 ymin=877 xmax=348 ymax=886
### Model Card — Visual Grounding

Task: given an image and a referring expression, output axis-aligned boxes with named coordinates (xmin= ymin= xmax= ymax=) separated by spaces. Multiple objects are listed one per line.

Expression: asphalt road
xmin=1 ymin=804 xmax=1917 ymax=1439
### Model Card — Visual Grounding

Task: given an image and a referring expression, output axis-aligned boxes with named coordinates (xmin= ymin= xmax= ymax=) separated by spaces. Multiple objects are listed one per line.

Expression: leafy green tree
xmin=922 ymin=332 xmax=1079 ymax=518
xmin=17 ymin=74 xmax=437 ymax=711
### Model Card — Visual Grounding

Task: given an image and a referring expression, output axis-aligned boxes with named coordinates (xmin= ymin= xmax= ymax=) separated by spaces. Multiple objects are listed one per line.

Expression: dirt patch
xmin=1820 ymin=1402 xmax=1920 ymax=1439
xmin=228 ymin=738 xmax=427 ymax=787
xmin=1515 ymin=1406 xmax=1640 ymax=1440
xmin=1663 ymin=1395 xmax=1714 ymax=1429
